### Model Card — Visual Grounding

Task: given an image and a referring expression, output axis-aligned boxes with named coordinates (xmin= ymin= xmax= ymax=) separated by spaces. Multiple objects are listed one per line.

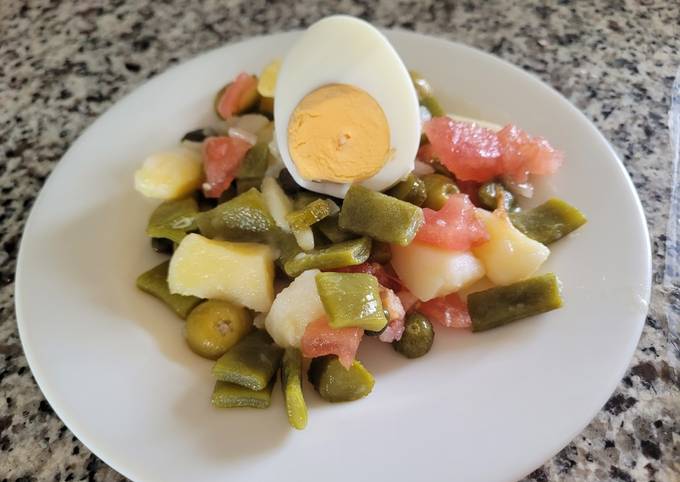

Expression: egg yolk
xmin=287 ymin=84 xmax=391 ymax=183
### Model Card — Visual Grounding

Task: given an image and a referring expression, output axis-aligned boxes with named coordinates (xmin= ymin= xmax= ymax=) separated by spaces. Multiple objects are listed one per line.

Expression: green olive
xmin=308 ymin=356 xmax=375 ymax=402
xmin=478 ymin=182 xmax=519 ymax=212
xmin=393 ymin=312 xmax=434 ymax=359
xmin=422 ymin=174 xmax=460 ymax=210
xmin=185 ymin=300 xmax=252 ymax=359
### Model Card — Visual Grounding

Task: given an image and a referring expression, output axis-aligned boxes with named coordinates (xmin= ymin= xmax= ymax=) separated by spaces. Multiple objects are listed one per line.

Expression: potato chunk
xmin=472 ymin=209 xmax=550 ymax=286
xmin=265 ymin=270 xmax=325 ymax=348
xmin=168 ymin=234 xmax=274 ymax=312
xmin=134 ymin=148 xmax=203 ymax=200
xmin=391 ymin=241 xmax=485 ymax=301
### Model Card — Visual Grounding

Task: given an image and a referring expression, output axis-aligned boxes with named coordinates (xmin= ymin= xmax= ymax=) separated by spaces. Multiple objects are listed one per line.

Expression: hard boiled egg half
xmin=274 ymin=16 xmax=421 ymax=198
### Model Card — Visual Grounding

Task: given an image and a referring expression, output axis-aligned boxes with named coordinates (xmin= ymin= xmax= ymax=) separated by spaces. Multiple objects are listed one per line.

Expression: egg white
xmin=274 ymin=15 xmax=421 ymax=198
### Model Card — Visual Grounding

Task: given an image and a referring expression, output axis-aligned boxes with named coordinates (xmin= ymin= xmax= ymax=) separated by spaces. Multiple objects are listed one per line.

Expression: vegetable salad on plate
xmin=134 ymin=16 xmax=586 ymax=430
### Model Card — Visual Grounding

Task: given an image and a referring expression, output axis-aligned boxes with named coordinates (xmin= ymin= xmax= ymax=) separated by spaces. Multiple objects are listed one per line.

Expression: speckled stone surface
xmin=1 ymin=1 xmax=678 ymax=481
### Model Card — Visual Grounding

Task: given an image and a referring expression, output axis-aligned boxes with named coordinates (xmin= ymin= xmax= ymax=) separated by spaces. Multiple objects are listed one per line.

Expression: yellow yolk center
xmin=287 ymin=84 xmax=391 ymax=183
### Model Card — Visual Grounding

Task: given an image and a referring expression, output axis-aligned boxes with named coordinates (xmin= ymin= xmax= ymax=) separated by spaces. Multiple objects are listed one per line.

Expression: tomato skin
xmin=201 ymin=136 xmax=251 ymax=198
xmin=300 ymin=317 xmax=363 ymax=369
xmin=414 ymin=194 xmax=489 ymax=250
xmin=216 ymin=72 xmax=257 ymax=119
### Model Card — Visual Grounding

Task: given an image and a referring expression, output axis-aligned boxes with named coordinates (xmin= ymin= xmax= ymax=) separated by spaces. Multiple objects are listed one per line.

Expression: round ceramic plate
xmin=16 ymin=30 xmax=651 ymax=482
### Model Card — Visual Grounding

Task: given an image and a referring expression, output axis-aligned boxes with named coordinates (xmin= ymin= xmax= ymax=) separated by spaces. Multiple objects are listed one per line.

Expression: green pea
xmin=393 ymin=312 xmax=434 ymax=359
xmin=422 ymin=174 xmax=459 ymax=210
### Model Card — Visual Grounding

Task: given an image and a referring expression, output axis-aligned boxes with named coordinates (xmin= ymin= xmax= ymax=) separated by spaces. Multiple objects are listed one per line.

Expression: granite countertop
xmin=1 ymin=1 xmax=678 ymax=481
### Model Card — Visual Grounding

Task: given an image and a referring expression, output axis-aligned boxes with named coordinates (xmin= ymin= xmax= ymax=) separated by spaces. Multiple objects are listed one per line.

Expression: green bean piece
xmin=421 ymin=95 xmax=445 ymax=117
xmin=286 ymin=198 xmax=339 ymax=232
xmin=212 ymin=330 xmax=283 ymax=391
xmin=478 ymin=182 xmax=519 ymax=212
xmin=211 ymin=380 xmax=274 ymax=409
xmin=293 ymin=191 xmax=323 ymax=210
xmin=422 ymin=174 xmax=460 ymax=210
xmin=393 ymin=312 xmax=434 ymax=359
xmin=409 ymin=70 xmax=434 ymax=100
xmin=281 ymin=348 xmax=308 ymax=429
xmin=315 ymin=272 xmax=387 ymax=331
xmin=282 ymin=237 xmax=371 ymax=277
xmin=369 ymin=241 xmax=392 ymax=264
xmin=196 ymin=188 xmax=276 ymax=242
xmin=308 ymin=356 xmax=375 ymax=403
xmin=387 ymin=173 xmax=427 ymax=206
xmin=146 ymin=197 xmax=199 ymax=244
xmin=236 ymin=177 xmax=262 ymax=194
xmin=468 ymin=273 xmax=563 ymax=332
xmin=135 ymin=261 xmax=201 ymax=319
xmin=338 ymin=185 xmax=424 ymax=246
xmin=185 ymin=300 xmax=253 ymax=360
xmin=509 ymin=198 xmax=587 ymax=245
xmin=316 ymin=214 xmax=355 ymax=243
xmin=236 ymin=142 xmax=269 ymax=179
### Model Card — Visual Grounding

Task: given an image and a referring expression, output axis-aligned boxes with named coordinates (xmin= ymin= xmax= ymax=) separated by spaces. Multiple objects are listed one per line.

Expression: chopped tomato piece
xmin=202 ymin=136 xmax=251 ymax=198
xmin=497 ymin=125 xmax=563 ymax=183
xmin=216 ymin=72 xmax=257 ymax=119
xmin=423 ymin=117 xmax=563 ymax=184
xmin=300 ymin=317 xmax=363 ymax=369
xmin=414 ymin=194 xmax=489 ymax=250
xmin=418 ymin=293 xmax=471 ymax=328
xmin=423 ymin=117 xmax=501 ymax=182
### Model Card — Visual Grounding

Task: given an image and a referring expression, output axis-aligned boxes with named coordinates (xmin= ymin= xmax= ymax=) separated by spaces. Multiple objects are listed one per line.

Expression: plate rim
xmin=14 ymin=28 xmax=652 ymax=482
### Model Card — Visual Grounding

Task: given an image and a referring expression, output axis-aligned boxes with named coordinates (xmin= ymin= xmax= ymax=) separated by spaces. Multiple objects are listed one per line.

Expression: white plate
xmin=16 ymin=30 xmax=651 ymax=482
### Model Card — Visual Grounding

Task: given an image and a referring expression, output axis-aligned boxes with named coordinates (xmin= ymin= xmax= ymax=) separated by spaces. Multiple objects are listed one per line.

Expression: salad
xmin=134 ymin=17 xmax=586 ymax=430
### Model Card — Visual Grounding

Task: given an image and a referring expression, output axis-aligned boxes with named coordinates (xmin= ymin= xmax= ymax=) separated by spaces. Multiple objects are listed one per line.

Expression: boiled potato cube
xmin=168 ymin=234 xmax=274 ymax=312
xmin=265 ymin=269 xmax=325 ymax=348
xmin=391 ymin=242 xmax=485 ymax=301
xmin=472 ymin=209 xmax=550 ymax=285
xmin=134 ymin=148 xmax=203 ymax=200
